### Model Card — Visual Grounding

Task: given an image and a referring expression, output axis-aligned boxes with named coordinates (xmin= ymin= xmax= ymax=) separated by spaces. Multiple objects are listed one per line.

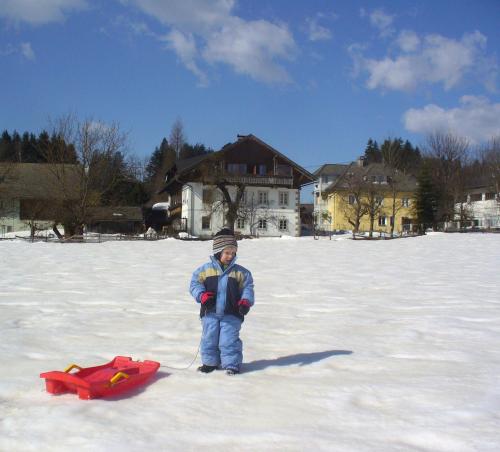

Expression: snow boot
xmin=225 ymin=368 xmax=239 ymax=376
xmin=197 ymin=364 xmax=218 ymax=373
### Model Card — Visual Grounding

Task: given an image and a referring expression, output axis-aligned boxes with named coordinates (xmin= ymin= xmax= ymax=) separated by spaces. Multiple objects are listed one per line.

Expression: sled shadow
xmin=243 ymin=350 xmax=352 ymax=373
xmin=102 ymin=371 xmax=171 ymax=401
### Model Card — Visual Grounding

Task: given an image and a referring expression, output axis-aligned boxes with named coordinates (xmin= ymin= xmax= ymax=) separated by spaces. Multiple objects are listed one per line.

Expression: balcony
xmin=222 ymin=174 xmax=293 ymax=187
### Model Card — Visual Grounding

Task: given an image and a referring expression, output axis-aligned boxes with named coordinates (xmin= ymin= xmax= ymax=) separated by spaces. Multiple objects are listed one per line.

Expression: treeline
xmin=0 ymin=118 xmax=213 ymax=208
xmin=362 ymin=134 xmax=500 ymax=231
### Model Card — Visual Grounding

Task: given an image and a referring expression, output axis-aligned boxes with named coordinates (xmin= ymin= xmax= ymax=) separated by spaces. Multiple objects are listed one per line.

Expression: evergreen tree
xmin=364 ymin=139 xmax=382 ymax=164
xmin=414 ymin=160 xmax=438 ymax=233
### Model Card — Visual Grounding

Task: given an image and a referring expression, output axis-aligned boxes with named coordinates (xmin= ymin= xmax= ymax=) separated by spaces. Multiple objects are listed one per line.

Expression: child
xmin=190 ymin=228 xmax=254 ymax=375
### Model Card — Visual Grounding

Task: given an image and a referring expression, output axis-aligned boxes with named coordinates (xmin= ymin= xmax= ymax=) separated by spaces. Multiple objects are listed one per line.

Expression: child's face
xmin=220 ymin=246 xmax=237 ymax=265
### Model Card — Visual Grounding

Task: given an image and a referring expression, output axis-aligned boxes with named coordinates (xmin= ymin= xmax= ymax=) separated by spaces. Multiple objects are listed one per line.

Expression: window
xmin=485 ymin=192 xmax=496 ymax=200
xmin=402 ymin=197 xmax=410 ymax=207
xmin=279 ymin=219 xmax=288 ymax=231
xmin=236 ymin=218 xmax=245 ymax=229
xmin=279 ymin=192 xmax=289 ymax=206
xmin=348 ymin=194 xmax=356 ymax=205
xmin=378 ymin=216 xmax=387 ymax=226
xmin=258 ymin=191 xmax=268 ymax=205
xmin=258 ymin=219 xmax=267 ymax=229
xmin=470 ymin=193 xmax=482 ymax=201
xmin=390 ymin=216 xmax=394 ymax=227
xmin=258 ymin=164 xmax=267 ymax=176
xmin=227 ymin=163 xmax=247 ymax=175
xmin=202 ymin=216 xmax=211 ymax=229
xmin=375 ymin=196 xmax=384 ymax=206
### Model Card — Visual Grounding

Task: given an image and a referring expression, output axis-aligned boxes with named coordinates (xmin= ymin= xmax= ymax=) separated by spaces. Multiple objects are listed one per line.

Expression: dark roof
xmin=0 ymin=163 xmax=81 ymax=200
xmin=162 ymin=134 xmax=315 ymax=191
xmin=324 ymin=162 xmax=417 ymax=193
xmin=313 ymin=163 xmax=350 ymax=177
xmin=87 ymin=206 xmax=143 ymax=222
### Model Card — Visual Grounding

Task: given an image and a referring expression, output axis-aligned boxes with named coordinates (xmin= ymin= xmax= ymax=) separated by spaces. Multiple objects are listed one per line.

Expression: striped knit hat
xmin=213 ymin=228 xmax=238 ymax=254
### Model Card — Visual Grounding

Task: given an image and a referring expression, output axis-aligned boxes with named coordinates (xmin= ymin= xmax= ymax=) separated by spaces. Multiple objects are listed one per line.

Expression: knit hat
xmin=213 ymin=228 xmax=238 ymax=255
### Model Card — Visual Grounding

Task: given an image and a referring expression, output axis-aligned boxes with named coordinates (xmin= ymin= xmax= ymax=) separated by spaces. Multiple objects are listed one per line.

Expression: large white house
xmin=160 ymin=134 xmax=315 ymax=238
xmin=456 ymin=183 xmax=500 ymax=229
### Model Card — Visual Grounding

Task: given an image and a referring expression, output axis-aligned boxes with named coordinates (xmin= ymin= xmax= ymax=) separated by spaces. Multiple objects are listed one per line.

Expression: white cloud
xmin=361 ymin=8 xmax=395 ymax=38
xmin=403 ymin=96 xmax=500 ymax=143
xmin=396 ymin=30 xmax=420 ymax=52
xmin=355 ymin=30 xmax=496 ymax=92
xmin=126 ymin=0 xmax=297 ymax=85
xmin=203 ymin=17 xmax=296 ymax=83
xmin=162 ymin=29 xmax=208 ymax=86
xmin=0 ymin=0 xmax=87 ymax=25
xmin=20 ymin=41 xmax=35 ymax=60
xmin=0 ymin=41 xmax=35 ymax=60
xmin=305 ymin=15 xmax=332 ymax=42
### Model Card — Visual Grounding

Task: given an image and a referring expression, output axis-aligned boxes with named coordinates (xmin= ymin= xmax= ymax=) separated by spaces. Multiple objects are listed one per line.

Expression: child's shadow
xmin=243 ymin=350 xmax=352 ymax=373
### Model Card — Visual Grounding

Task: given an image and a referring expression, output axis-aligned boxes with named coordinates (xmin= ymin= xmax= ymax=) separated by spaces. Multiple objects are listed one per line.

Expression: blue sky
xmin=1 ymin=0 xmax=499 ymax=177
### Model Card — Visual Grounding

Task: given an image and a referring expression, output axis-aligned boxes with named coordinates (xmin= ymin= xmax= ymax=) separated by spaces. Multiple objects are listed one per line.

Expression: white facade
xmin=181 ymin=182 xmax=300 ymax=237
xmin=458 ymin=190 xmax=500 ymax=229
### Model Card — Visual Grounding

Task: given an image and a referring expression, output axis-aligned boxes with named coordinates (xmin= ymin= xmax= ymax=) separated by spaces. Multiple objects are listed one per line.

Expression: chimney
xmin=357 ymin=156 xmax=366 ymax=167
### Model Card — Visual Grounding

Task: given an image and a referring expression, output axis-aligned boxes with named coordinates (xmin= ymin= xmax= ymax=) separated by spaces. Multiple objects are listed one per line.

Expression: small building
xmin=86 ymin=206 xmax=144 ymax=234
xmin=454 ymin=178 xmax=499 ymax=229
xmin=160 ymin=134 xmax=315 ymax=237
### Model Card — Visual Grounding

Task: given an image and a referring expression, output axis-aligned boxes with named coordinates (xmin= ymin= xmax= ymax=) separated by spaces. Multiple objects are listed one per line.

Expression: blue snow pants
xmin=201 ymin=313 xmax=242 ymax=370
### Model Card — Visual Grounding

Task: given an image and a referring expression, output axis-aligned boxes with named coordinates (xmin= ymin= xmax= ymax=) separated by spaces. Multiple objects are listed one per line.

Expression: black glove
xmin=238 ymin=299 xmax=251 ymax=316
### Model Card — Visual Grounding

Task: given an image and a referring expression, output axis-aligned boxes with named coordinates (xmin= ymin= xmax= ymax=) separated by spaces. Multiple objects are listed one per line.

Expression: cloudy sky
xmin=1 ymin=0 xmax=499 ymax=172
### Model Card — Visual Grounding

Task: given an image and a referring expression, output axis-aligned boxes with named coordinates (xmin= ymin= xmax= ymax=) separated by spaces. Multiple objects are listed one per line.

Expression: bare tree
xmin=362 ymin=183 xmax=384 ymax=238
xmin=340 ymin=170 xmax=368 ymax=239
xmin=40 ymin=114 xmax=128 ymax=237
xmin=480 ymin=136 xmax=500 ymax=201
xmin=424 ymin=132 xmax=470 ymax=224
xmin=169 ymin=118 xmax=185 ymax=159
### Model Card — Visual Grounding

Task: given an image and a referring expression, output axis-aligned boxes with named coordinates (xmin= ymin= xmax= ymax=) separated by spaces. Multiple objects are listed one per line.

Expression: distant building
xmin=322 ymin=162 xmax=417 ymax=235
xmin=0 ymin=163 xmax=80 ymax=235
xmin=313 ymin=163 xmax=350 ymax=231
xmin=160 ymin=134 xmax=315 ymax=237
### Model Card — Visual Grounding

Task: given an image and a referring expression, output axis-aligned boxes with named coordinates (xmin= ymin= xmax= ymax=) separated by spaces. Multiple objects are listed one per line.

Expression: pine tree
xmin=414 ymin=161 xmax=438 ymax=233
xmin=364 ymin=139 xmax=382 ymax=164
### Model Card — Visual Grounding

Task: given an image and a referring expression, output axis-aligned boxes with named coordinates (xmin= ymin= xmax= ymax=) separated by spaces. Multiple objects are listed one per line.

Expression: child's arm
xmin=190 ymin=264 xmax=207 ymax=303
xmin=240 ymin=270 xmax=255 ymax=306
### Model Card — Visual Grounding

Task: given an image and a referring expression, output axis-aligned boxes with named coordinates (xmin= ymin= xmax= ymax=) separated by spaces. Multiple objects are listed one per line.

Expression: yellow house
xmin=322 ymin=163 xmax=417 ymax=235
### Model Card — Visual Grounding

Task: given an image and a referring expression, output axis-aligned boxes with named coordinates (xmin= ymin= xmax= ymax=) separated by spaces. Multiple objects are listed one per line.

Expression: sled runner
xmin=40 ymin=356 xmax=160 ymax=400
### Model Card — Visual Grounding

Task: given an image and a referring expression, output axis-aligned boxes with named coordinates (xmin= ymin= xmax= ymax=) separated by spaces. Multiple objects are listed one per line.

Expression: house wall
xmin=181 ymin=183 xmax=301 ymax=237
xmin=326 ymin=190 xmax=416 ymax=233
xmin=454 ymin=190 xmax=500 ymax=228
xmin=0 ymin=199 xmax=27 ymax=235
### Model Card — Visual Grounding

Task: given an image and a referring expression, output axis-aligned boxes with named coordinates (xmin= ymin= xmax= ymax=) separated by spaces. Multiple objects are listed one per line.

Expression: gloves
xmin=238 ymin=299 xmax=251 ymax=316
xmin=200 ymin=291 xmax=215 ymax=308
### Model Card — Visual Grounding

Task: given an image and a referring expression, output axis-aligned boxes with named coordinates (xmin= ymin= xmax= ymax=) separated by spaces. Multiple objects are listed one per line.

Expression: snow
xmin=1 ymin=233 xmax=500 ymax=451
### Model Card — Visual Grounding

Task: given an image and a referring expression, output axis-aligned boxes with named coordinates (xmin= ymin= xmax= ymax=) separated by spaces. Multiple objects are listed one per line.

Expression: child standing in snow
xmin=190 ymin=228 xmax=254 ymax=375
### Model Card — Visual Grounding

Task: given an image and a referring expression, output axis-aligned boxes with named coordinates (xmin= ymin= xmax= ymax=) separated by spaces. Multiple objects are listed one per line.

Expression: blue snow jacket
xmin=190 ymin=255 xmax=254 ymax=321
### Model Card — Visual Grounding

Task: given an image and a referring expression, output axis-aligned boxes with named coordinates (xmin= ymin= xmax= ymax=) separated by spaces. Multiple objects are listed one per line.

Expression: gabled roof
xmin=324 ymin=162 xmax=417 ymax=194
xmin=161 ymin=134 xmax=315 ymax=192
xmin=313 ymin=163 xmax=350 ymax=177
xmin=0 ymin=163 xmax=81 ymax=200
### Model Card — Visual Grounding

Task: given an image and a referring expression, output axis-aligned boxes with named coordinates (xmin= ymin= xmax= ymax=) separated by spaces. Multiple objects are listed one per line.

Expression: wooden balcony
xmin=223 ymin=174 xmax=293 ymax=187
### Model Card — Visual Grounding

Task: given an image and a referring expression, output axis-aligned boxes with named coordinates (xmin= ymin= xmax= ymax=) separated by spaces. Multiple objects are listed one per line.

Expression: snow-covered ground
xmin=1 ymin=233 xmax=499 ymax=452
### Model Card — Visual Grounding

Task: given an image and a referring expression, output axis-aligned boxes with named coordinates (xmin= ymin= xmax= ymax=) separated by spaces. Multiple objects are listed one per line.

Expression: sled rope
xmin=159 ymin=339 xmax=201 ymax=371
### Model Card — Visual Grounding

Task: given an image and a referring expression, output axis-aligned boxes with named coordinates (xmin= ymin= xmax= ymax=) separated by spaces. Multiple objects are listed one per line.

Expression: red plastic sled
xmin=40 ymin=356 xmax=160 ymax=400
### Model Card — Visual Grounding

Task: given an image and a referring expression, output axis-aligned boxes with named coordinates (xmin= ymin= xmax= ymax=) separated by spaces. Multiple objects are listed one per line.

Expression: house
xmin=0 ymin=163 xmax=80 ymax=236
xmin=160 ymin=134 xmax=315 ymax=237
xmin=313 ymin=163 xmax=350 ymax=231
xmin=321 ymin=161 xmax=417 ymax=235
xmin=86 ymin=206 xmax=144 ymax=234
xmin=454 ymin=178 xmax=499 ymax=229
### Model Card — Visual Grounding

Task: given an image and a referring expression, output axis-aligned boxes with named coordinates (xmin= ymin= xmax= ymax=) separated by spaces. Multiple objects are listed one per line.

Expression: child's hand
xmin=200 ymin=292 xmax=215 ymax=304
xmin=238 ymin=299 xmax=251 ymax=316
